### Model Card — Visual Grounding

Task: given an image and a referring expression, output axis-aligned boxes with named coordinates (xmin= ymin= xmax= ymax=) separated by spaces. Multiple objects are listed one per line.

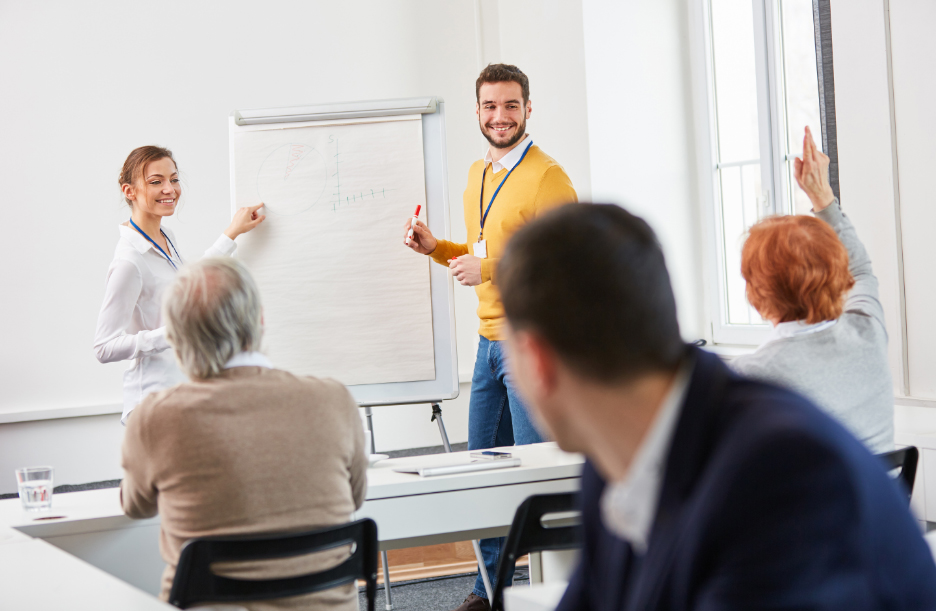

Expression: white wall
xmin=581 ymin=0 xmax=705 ymax=340
xmin=0 ymin=0 xmax=592 ymax=493
xmin=5 ymin=0 xmax=936 ymax=495
xmin=0 ymin=415 xmax=126 ymax=493
xmin=0 ymin=0 xmax=483 ymax=418
xmin=492 ymin=0 xmax=592 ymax=201
xmin=827 ymin=0 xmax=907 ymax=394
xmin=887 ymin=0 xmax=936 ymax=399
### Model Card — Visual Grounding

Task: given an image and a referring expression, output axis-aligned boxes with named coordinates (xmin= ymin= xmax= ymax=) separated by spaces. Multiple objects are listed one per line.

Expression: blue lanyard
xmin=479 ymin=140 xmax=533 ymax=241
xmin=129 ymin=218 xmax=181 ymax=270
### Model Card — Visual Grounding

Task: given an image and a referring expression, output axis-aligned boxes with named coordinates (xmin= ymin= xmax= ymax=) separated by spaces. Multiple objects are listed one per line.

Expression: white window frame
xmin=689 ymin=0 xmax=804 ymax=346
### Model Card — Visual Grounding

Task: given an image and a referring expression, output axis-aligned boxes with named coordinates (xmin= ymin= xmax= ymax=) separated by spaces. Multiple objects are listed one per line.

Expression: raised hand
xmin=225 ymin=203 xmax=266 ymax=239
xmin=794 ymin=126 xmax=836 ymax=212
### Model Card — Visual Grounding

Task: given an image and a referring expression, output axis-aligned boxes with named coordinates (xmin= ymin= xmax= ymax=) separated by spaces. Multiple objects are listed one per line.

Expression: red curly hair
xmin=741 ymin=215 xmax=854 ymax=324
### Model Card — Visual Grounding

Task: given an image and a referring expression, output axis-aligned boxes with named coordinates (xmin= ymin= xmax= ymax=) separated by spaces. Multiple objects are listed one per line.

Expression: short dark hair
xmin=499 ymin=203 xmax=685 ymax=383
xmin=476 ymin=63 xmax=530 ymax=104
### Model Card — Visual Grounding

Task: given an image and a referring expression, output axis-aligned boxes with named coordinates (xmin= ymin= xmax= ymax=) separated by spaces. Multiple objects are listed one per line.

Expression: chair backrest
xmin=878 ymin=446 xmax=919 ymax=505
xmin=168 ymin=518 xmax=378 ymax=610
xmin=491 ymin=493 xmax=581 ymax=611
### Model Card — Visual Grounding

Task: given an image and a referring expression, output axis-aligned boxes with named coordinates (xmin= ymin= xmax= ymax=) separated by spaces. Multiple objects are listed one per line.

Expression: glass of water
xmin=15 ymin=466 xmax=53 ymax=512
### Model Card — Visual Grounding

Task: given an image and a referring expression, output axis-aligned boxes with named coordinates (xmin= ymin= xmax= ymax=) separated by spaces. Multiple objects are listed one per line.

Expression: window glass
xmin=706 ymin=0 xmax=825 ymax=334
xmin=780 ymin=0 xmax=823 ymax=215
xmin=710 ymin=0 xmax=767 ymax=325
xmin=711 ymin=0 xmax=762 ymax=164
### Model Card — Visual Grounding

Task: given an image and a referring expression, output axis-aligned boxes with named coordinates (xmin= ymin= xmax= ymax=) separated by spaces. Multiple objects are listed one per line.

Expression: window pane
xmin=711 ymin=0 xmax=762 ymax=164
xmin=719 ymin=163 xmax=766 ymax=325
xmin=780 ymin=0 xmax=822 ymax=214
xmin=710 ymin=0 xmax=769 ymax=329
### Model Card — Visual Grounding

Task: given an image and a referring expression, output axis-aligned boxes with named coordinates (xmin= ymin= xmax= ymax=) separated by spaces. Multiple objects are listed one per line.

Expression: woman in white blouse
xmin=94 ymin=145 xmax=265 ymax=424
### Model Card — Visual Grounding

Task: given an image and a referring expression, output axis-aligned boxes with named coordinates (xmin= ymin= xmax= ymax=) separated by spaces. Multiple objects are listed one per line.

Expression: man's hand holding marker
xmin=403 ymin=212 xmax=437 ymax=255
xmin=403 ymin=212 xmax=482 ymax=286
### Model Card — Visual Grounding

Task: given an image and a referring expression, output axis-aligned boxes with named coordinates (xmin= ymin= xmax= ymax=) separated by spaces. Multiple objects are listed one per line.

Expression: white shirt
xmin=483 ymin=134 xmax=532 ymax=173
xmin=224 ymin=351 xmax=273 ymax=369
xmin=93 ymin=224 xmax=236 ymax=424
xmin=600 ymin=360 xmax=693 ymax=553
xmin=761 ymin=319 xmax=838 ymax=348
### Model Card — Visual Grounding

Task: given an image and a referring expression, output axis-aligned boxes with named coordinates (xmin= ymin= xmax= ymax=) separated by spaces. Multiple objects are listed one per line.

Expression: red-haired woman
xmin=732 ymin=128 xmax=893 ymax=452
xmin=93 ymin=146 xmax=265 ymax=424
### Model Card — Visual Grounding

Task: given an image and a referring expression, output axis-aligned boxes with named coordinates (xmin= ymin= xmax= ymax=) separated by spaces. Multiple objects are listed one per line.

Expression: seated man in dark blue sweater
xmin=497 ymin=203 xmax=936 ymax=610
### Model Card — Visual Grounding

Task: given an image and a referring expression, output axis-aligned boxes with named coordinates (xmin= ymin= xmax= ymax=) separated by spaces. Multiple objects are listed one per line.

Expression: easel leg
xmin=364 ymin=406 xmax=377 ymax=455
xmin=380 ymin=550 xmax=394 ymax=611
xmin=430 ymin=402 xmax=452 ymax=452
xmin=431 ymin=403 xmax=494 ymax=601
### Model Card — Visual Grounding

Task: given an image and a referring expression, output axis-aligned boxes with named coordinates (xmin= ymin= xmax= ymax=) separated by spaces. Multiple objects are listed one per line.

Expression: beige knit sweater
xmin=121 ymin=366 xmax=368 ymax=611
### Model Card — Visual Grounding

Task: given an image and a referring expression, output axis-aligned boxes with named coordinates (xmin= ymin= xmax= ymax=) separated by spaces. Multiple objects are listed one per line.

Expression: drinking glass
xmin=15 ymin=466 xmax=53 ymax=512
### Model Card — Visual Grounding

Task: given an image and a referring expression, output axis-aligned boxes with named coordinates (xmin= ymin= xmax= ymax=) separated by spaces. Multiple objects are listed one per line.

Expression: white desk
xmin=0 ymin=442 xmax=583 ymax=600
xmin=504 ymin=582 xmax=568 ymax=611
xmin=0 ymin=522 xmax=31 ymax=546
xmin=359 ymin=443 xmax=583 ymax=549
xmin=0 ymin=487 xmax=165 ymax=594
xmin=0 ymin=538 xmax=173 ymax=610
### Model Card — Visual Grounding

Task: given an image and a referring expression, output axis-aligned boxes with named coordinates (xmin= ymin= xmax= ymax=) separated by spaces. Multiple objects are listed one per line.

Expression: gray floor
xmin=359 ymin=568 xmax=530 ymax=611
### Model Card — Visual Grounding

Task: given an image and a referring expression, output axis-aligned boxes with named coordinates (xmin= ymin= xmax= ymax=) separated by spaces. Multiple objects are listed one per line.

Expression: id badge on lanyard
xmin=474 ymin=239 xmax=488 ymax=259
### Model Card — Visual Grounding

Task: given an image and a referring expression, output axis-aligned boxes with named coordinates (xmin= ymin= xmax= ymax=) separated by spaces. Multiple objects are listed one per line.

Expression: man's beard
xmin=480 ymin=116 xmax=527 ymax=150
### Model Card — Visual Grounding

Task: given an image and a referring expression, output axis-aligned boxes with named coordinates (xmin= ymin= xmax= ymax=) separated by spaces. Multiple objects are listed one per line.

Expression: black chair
xmin=878 ymin=446 xmax=919 ymax=505
xmin=168 ymin=518 xmax=378 ymax=610
xmin=491 ymin=493 xmax=581 ymax=611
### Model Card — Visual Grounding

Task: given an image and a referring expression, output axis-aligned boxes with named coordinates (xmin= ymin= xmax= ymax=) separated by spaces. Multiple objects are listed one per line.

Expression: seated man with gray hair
xmin=120 ymin=257 xmax=367 ymax=611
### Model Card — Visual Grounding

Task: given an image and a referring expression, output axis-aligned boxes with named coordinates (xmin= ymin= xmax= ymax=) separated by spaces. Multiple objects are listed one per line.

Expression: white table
xmin=0 ymin=442 xmax=583 ymax=601
xmin=0 ymin=487 xmax=165 ymax=594
xmin=504 ymin=582 xmax=568 ymax=611
xmin=0 ymin=537 xmax=173 ymax=610
xmin=358 ymin=443 xmax=583 ymax=549
xmin=0 ymin=522 xmax=31 ymax=546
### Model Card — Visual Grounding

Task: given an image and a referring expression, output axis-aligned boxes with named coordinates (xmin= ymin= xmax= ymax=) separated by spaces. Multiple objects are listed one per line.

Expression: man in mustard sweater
xmin=404 ymin=63 xmax=577 ymax=611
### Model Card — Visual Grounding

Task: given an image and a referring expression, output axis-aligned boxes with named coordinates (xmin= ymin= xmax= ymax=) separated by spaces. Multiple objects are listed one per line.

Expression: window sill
xmin=702 ymin=344 xmax=758 ymax=360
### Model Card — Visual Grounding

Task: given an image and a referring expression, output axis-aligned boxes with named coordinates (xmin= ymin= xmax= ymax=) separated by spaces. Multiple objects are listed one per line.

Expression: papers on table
xmin=392 ymin=457 xmax=522 ymax=477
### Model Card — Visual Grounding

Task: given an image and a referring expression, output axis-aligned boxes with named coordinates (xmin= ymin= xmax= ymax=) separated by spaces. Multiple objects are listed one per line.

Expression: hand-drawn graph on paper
xmin=253 ymin=137 xmax=397 ymax=216
xmin=255 ymin=144 xmax=327 ymax=216
xmin=232 ymin=117 xmax=435 ymax=387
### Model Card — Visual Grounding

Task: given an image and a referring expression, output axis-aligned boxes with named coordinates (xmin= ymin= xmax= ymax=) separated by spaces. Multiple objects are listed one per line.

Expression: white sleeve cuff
xmin=145 ymin=326 xmax=171 ymax=353
xmin=207 ymin=234 xmax=237 ymax=257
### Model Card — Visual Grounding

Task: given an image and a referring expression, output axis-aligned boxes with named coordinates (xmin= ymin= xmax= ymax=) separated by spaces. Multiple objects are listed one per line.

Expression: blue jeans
xmin=469 ymin=336 xmax=544 ymax=599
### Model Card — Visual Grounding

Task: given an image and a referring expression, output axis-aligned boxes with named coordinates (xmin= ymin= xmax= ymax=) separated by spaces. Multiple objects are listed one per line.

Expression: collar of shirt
xmin=599 ymin=358 xmax=694 ymax=554
xmin=119 ymin=224 xmax=179 ymax=258
xmin=223 ymin=351 xmax=274 ymax=369
xmin=119 ymin=224 xmax=155 ymax=255
xmin=483 ymin=135 xmax=532 ymax=173
xmin=762 ymin=319 xmax=837 ymax=347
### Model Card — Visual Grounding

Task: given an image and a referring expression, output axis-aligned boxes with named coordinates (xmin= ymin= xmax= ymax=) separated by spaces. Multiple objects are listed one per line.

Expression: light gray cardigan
xmin=731 ymin=201 xmax=894 ymax=453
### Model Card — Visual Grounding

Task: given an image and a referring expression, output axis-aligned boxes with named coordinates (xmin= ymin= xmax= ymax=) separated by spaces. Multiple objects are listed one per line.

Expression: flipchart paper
xmin=233 ymin=116 xmax=435 ymax=386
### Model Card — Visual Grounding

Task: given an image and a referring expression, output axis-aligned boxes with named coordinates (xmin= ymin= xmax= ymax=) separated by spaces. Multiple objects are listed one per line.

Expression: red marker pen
xmin=404 ymin=205 xmax=422 ymax=246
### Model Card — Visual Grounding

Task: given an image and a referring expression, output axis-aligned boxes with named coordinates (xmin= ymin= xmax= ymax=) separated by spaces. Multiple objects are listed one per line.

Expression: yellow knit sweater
xmin=431 ymin=145 xmax=577 ymax=340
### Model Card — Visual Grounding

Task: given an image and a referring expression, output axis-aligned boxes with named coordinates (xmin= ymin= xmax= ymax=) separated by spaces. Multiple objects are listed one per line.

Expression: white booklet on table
xmin=392 ymin=457 xmax=522 ymax=477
